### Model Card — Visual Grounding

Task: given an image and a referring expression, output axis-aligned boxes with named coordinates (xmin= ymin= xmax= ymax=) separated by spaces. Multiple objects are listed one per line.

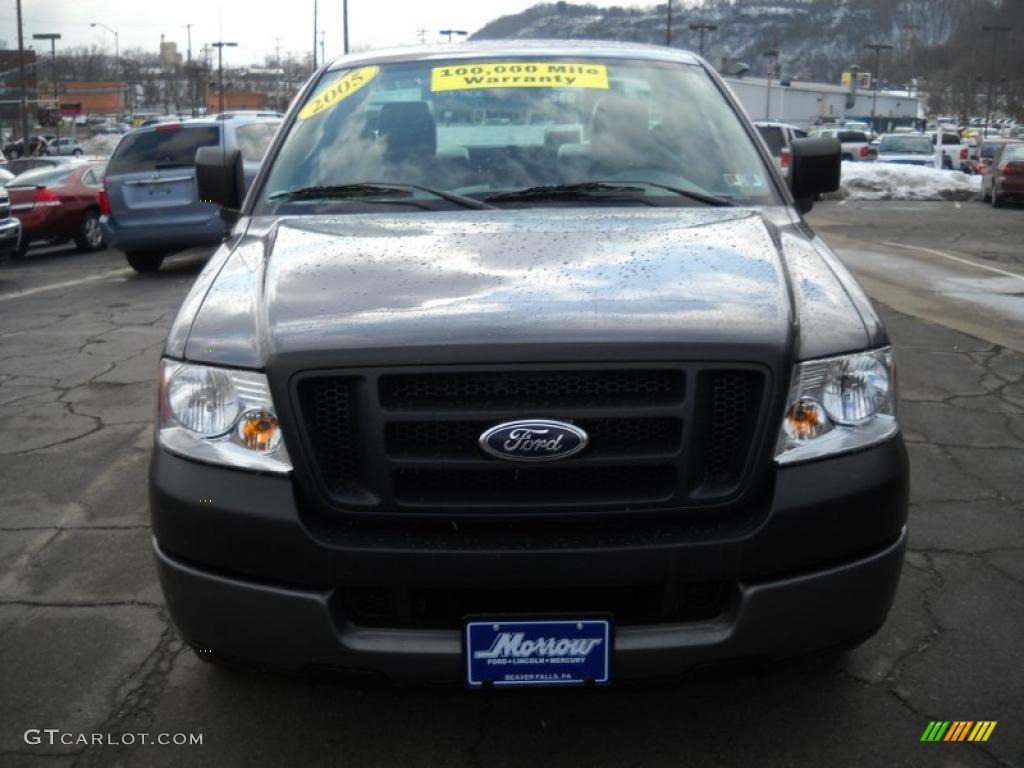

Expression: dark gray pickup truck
xmin=151 ymin=41 xmax=908 ymax=688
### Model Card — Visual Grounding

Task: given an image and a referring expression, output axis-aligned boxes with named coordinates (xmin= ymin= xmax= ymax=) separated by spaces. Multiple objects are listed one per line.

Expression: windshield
xmin=107 ymin=125 xmax=221 ymax=175
xmin=878 ymin=136 xmax=932 ymax=155
xmin=257 ymin=57 xmax=780 ymax=214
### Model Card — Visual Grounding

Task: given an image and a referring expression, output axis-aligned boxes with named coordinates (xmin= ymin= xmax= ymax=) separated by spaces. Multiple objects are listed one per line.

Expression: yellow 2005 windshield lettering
xmin=298 ymin=65 xmax=379 ymax=120
xmin=431 ymin=62 xmax=609 ymax=92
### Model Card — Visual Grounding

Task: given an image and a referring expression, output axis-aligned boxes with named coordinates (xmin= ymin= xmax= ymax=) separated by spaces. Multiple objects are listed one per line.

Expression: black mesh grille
xmin=297 ymin=378 xmax=358 ymax=495
xmin=393 ymin=465 xmax=676 ymax=506
xmin=386 ymin=418 xmax=681 ymax=459
xmin=702 ymin=372 xmax=761 ymax=487
xmin=342 ymin=582 xmax=730 ymax=629
xmin=380 ymin=370 xmax=684 ymax=410
xmin=293 ymin=365 xmax=766 ymax=513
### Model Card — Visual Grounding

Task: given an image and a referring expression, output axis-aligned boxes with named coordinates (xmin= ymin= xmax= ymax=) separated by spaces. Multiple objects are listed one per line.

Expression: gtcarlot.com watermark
xmin=25 ymin=729 xmax=202 ymax=747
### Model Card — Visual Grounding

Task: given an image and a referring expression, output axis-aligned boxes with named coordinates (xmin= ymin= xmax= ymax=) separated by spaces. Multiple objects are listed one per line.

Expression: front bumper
xmin=151 ymin=437 xmax=909 ymax=682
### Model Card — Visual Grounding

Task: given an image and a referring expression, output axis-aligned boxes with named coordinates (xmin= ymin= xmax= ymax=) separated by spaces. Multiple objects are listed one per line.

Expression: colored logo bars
xmin=921 ymin=721 xmax=997 ymax=742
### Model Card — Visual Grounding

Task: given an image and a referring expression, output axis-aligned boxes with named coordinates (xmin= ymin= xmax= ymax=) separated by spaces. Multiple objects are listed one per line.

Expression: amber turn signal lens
xmin=783 ymin=400 xmax=827 ymax=441
xmin=238 ymin=411 xmax=281 ymax=452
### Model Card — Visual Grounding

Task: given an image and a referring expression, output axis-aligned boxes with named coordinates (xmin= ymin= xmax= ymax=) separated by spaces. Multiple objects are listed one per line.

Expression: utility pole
xmin=184 ymin=24 xmax=194 ymax=117
xmin=903 ymin=23 xmax=922 ymax=96
xmin=16 ymin=0 xmax=29 ymax=141
xmin=211 ymin=41 xmax=237 ymax=116
xmin=416 ymin=29 xmax=428 ymax=45
xmin=312 ymin=0 xmax=318 ymax=69
xmin=982 ymin=25 xmax=1012 ymax=139
xmin=32 ymin=34 xmax=61 ymax=146
xmin=343 ymin=0 xmax=349 ymax=54
xmin=763 ymin=48 xmax=779 ymax=120
xmin=666 ymin=0 xmax=673 ymax=47
xmin=320 ymin=30 xmax=326 ymax=66
xmin=440 ymin=30 xmax=468 ymax=43
xmin=864 ymin=43 xmax=893 ymax=133
xmin=689 ymin=21 xmax=718 ymax=59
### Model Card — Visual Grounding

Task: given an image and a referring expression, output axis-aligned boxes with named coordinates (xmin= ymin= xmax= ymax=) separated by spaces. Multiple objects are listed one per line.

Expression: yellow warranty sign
xmin=298 ymin=65 xmax=379 ymax=120
xmin=431 ymin=62 xmax=609 ymax=92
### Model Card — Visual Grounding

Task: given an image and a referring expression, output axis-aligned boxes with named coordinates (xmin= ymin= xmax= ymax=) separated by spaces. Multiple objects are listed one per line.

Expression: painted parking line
xmin=0 ymin=267 xmax=133 ymax=304
xmin=881 ymin=241 xmax=1024 ymax=283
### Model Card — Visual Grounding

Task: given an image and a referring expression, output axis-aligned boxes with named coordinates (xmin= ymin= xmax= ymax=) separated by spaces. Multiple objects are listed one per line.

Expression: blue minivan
xmin=101 ymin=115 xmax=280 ymax=272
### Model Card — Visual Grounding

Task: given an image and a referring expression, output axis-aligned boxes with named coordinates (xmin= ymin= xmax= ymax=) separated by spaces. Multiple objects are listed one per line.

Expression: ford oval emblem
xmin=479 ymin=420 xmax=588 ymax=462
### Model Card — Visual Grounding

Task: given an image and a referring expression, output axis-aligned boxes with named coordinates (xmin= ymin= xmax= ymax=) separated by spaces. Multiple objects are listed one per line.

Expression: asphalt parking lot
xmin=0 ymin=201 xmax=1022 ymax=767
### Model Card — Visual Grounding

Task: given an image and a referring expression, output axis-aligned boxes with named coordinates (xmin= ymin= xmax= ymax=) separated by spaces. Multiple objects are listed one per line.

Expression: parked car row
xmin=3 ymin=113 xmax=283 ymax=266
xmin=2 ymin=135 xmax=83 ymax=159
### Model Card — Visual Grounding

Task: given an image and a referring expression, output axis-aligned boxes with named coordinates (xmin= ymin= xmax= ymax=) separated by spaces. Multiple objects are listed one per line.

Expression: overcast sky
xmin=2 ymin=1 xmax=701 ymax=66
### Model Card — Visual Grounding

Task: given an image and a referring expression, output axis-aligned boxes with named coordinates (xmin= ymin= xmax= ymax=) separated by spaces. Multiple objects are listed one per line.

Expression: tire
xmin=10 ymin=241 xmax=28 ymax=260
xmin=72 ymin=149 xmax=82 ymax=157
xmin=125 ymin=251 xmax=164 ymax=273
xmin=992 ymin=193 xmax=1005 ymax=209
xmin=8 ymin=148 xmax=19 ymax=159
xmin=75 ymin=210 xmax=104 ymax=252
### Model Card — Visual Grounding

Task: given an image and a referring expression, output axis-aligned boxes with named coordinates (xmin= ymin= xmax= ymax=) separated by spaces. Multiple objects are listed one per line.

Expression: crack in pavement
xmin=72 ymin=620 xmax=186 ymax=768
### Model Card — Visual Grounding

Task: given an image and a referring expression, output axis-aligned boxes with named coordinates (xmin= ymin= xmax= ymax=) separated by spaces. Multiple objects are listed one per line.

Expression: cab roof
xmin=324 ymin=39 xmax=704 ymax=72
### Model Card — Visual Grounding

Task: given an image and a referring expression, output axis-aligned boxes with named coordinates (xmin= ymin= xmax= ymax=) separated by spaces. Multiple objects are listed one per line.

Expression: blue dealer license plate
xmin=464 ymin=618 xmax=611 ymax=687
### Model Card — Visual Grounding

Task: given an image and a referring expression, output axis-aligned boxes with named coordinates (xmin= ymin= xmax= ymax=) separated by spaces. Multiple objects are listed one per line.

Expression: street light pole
xmin=32 ymin=34 xmax=61 ymax=146
xmin=439 ymin=30 xmax=468 ymax=43
xmin=864 ymin=43 xmax=893 ymax=133
xmin=688 ymin=22 xmax=718 ymax=58
xmin=210 ymin=41 xmax=238 ymax=116
xmin=762 ymin=49 xmax=779 ymax=120
xmin=91 ymin=23 xmax=121 ymax=116
xmin=343 ymin=0 xmax=349 ymax=54
xmin=15 ymin=0 xmax=29 ymax=141
xmin=981 ymin=25 xmax=1012 ymax=139
xmin=313 ymin=0 xmax=318 ymax=69
xmin=666 ymin=0 xmax=673 ymax=47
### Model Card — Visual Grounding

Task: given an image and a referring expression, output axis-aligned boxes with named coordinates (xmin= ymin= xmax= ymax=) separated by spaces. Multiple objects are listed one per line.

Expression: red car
xmin=6 ymin=162 xmax=106 ymax=257
xmin=986 ymin=143 xmax=1024 ymax=208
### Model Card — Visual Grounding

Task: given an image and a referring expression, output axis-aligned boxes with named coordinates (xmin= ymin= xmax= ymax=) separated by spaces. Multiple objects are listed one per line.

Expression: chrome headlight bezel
xmin=774 ymin=347 xmax=898 ymax=465
xmin=158 ymin=359 xmax=292 ymax=473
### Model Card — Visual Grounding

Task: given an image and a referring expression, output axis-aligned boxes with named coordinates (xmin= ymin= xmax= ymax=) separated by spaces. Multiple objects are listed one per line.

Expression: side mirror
xmin=196 ymin=147 xmax=244 ymax=224
xmin=789 ymin=137 xmax=841 ymax=214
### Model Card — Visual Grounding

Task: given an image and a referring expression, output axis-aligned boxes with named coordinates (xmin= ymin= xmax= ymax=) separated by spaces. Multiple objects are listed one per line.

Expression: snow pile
xmin=827 ymin=161 xmax=982 ymax=202
xmin=80 ymin=134 xmax=123 ymax=157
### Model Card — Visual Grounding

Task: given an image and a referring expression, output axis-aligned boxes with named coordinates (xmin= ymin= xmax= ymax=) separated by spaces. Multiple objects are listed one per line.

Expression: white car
xmin=753 ymin=121 xmax=807 ymax=178
xmin=875 ymin=134 xmax=936 ymax=167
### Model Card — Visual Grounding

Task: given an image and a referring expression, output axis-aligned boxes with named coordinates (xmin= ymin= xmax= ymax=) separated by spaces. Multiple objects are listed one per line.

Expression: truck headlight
xmin=158 ymin=359 xmax=291 ymax=473
xmin=774 ymin=347 xmax=898 ymax=465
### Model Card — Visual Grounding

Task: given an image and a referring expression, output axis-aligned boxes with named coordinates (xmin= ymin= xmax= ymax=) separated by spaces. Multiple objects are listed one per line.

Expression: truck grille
xmin=0 ymin=202 xmax=10 ymax=220
xmin=293 ymin=364 xmax=767 ymax=516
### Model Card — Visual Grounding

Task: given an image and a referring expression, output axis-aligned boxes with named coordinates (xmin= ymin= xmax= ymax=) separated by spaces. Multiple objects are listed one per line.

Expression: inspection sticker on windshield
xmin=298 ymin=65 xmax=379 ymax=120
xmin=431 ymin=62 xmax=609 ymax=92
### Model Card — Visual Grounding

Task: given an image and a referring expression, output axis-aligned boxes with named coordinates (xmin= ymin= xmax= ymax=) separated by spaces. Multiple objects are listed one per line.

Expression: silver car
xmin=46 ymin=137 xmax=84 ymax=157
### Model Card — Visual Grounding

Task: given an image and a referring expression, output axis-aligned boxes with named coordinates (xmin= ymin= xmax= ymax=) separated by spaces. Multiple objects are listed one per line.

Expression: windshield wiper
xmin=484 ymin=181 xmax=734 ymax=207
xmin=608 ymin=180 xmax=737 ymax=207
xmin=268 ymin=182 xmax=495 ymax=210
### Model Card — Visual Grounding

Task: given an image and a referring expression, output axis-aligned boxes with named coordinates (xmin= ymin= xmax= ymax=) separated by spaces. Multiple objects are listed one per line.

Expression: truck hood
xmin=177 ymin=208 xmax=876 ymax=367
